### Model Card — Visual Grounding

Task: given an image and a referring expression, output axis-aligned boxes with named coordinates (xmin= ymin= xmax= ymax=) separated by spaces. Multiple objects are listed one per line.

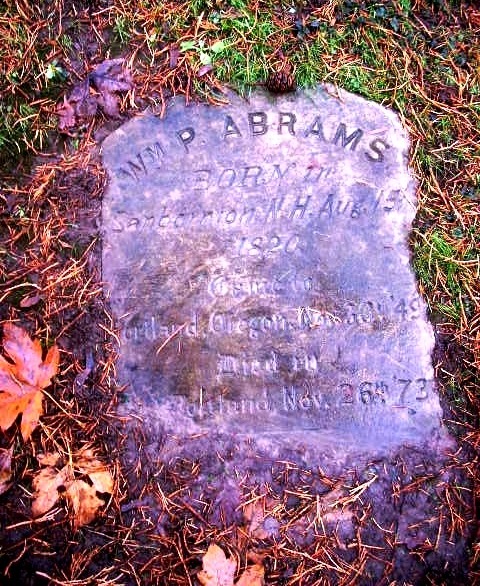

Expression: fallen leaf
xmin=20 ymin=294 xmax=43 ymax=309
xmin=89 ymin=59 xmax=133 ymax=118
xmin=244 ymin=501 xmax=267 ymax=538
xmin=57 ymin=95 xmax=76 ymax=130
xmin=31 ymin=464 xmax=69 ymax=517
xmin=210 ymin=40 xmax=226 ymax=54
xmin=0 ymin=447 xmax=13 ymax=495
xmin=169 ymin=45 xmax=179 ymax=68
xmin=199 ymin=51 xmax=212 ymax=65
xmin=236 ymin=564 xmax=264 ymax=586
xmin=244 ymin=499 xmax=279 ymax=539
xmin=31 ymin=450 xmax=113 ymax=528
xmin=57 ymin=59 xmax=133 ymax=130
xmin=0 ymin=324 xmax=59 ymax=440
xmin=98 ymin=90 xmax=120 ymax=118
xmin=75 ymin=449 xmax=114 ymax=495
xmin=69 ymin=79 xmax=98 ymax=119
xmin=198 ymin=64 xmax=214 ymax=77
xmin=90 ymin=58 xmax=133 ymax=94
xmin=66 ymin=479 xmax=106 ymax=528
xmin=36 ymin=452 xmax=61 ymax=467
xmin=198 ymin=544 xmax=236 ymax=586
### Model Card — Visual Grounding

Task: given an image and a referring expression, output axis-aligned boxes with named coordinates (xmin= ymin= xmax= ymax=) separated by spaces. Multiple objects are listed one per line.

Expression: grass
xmin=414 ymin=229 xmax=477 ymax=324
xmin=0 ymin=0 xmax=479 ymax=584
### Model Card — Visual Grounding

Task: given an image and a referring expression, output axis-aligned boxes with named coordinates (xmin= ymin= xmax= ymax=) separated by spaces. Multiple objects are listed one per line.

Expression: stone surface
xmin=101 ymin=87 xmax=448 ymax=457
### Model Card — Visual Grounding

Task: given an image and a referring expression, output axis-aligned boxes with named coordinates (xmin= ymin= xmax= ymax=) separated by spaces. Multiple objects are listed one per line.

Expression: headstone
xmin=101 ymin=87 xmax=450 ymax=460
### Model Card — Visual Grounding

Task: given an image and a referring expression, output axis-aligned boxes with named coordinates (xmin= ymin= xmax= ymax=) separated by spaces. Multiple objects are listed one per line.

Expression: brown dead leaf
xmin=57 ymin=58 xmax=133 ymax=130
xmin=32 ymin=450 xmax=113 ymax=528
xmin=65 ymin=479 xmax=106 ymax=528
xmin=198 ymin=545 xmax=264 ymax=586
xmin=244 ymin=501 xmax=268 ymax=538
xmin=67 ymin=78 xmax=98 ymax=121
xmin=0 ymin=324 xmax=59 ymax=440
xmin=57 ymin=95 xmax=76 ymax=130
xmin=74 ymin=449 xmax=114 ymax=495
xmin=19 ymin=293 xmax=43 ymax=308
xmin=31 ymin=464 xmax=70 ymax=517
xmin=243 ymin=498 xmax=280 ymax=539
xmin=90 ymin=58 xmax=133 ymax=94
xmin=0 ymin=446 xmax=13 ymax=495
xmin=236 ymin=564 xmax=264 ymax=586
xmin=36 ymin=452 xmax=61 ymax=467
xmin=90 ymin=58 xmax=133 ymax=119
xmin=198 ymin=544 xmax=236 ymax=586
xmin=97 ymin=90 xmax=120 ymax=118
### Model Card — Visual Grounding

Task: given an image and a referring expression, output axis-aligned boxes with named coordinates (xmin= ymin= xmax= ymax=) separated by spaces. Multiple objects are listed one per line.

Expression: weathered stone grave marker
xmin=102 ymin=87 xmax=449 ymax=459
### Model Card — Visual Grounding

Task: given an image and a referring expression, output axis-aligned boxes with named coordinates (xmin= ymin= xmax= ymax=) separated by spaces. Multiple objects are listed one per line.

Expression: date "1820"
xmin=237 ymin=234 xmax=301 ymax=256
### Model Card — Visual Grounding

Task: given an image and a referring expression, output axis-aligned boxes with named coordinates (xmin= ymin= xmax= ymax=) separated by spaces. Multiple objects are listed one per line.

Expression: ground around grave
xmin=0 ymin=1 xmax=479 ymax=585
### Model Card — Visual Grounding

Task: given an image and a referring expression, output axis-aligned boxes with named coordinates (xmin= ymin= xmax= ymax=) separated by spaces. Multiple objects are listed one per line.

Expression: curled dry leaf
xmin=90 ymin=58 xmax=133 ymax=94
xmin=0 ymin=446 xmax=13 ymax=495
xmin=0 ymin=324 xmax=59 ymax=440
xmin=32 ymin=464 xmax=69 ymax=517
xmin=32 ymin=450 xmax=113 ymax=528
xmin=57 ymin=58 xmax=133 ymax=129
xmin=19 ymin=293 xmax=43 ymax=308
xmin=198 ymin=544 xmax=265 ymax=586
xmin=244 ymin=498 xmax=280 ymax=539
xmin=74 ymin=449 xmax=114 ymax=495
xmin=198 ymin=64 xmax=214 ymax=77
xmin=66 ymin=479 xmax=107 ymax=528
xmin=235 ymin=564 xmax=264 ymax=586
xmin=198 ymin=544 xmax=236 ymax=586
xmin=36 ymin=452 xmax=61 ymax=466
xmin=57 ymin=95 xmax=76 ymax=130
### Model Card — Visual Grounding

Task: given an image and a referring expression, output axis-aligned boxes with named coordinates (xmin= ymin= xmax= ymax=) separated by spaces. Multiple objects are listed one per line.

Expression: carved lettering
xmin=177 ymin=126 xmax=195 ymax=152
xmin=223 ymin=115 xmax=242 ymax=138
xmin=332 ymin=123 xmax=363 ymax=151
xmin=241 ymin=166 xmax=265 ymax=187
xmin=126 ymin=153 xmax=147 ymax=180
xmin=289 ymin=195 xmax=311 ymax=220
xmin=103 ymin=89 xmax=438 ymax=446
xmin=278 ymin=112 xmax=296 ymax=135
xmin=366 ymin=138 xmax=390 ymax=162
xmin=248 ymin=111 xmax=268 ymax=135
xmin=193 ymin=169 xmax=211 ymax=190
xmin=115 ymin=142 xmax=167 ymax=181
xmin=143 ymin=141 xmax=166 ymax=163
xmin=218 ymin=168 xmax=236 ymax=188
xmin=272 ymin=163 xmax=295 ymax=181
xmin=304 ymin=116 xmax=325 ymax=140
xmin=266 ymin=197 xmax=285 ymax=222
